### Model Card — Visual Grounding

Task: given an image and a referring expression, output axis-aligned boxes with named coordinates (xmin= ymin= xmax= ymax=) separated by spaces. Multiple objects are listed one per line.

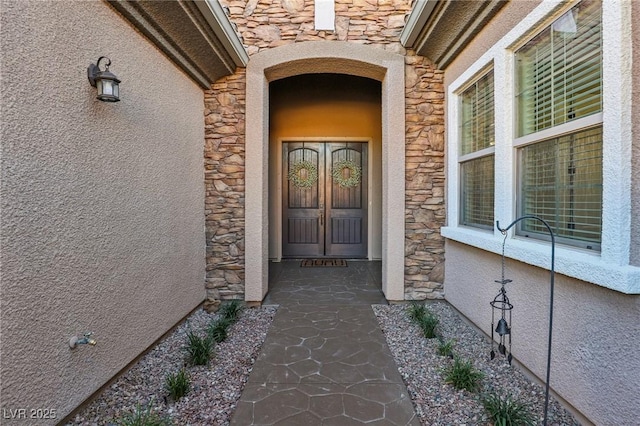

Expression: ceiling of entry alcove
xmin=269 ymin=73 xmax=382 ymax=135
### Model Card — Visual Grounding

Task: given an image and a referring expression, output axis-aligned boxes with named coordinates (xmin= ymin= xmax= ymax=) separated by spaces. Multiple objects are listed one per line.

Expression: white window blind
xmin=516 ymin=0 xmax=602 ymax=137
xmin=515 ymin=0 xmax=603 ymax=248
xmin=461 ymin=156 xmax=495 ymax=228
xmin=461 ymin=72 xmax=495 ymax=155
xmin=459 ymin=71 xmax=495 ymax=229
xmin=519 ymin=126 xmax=602 ymax=248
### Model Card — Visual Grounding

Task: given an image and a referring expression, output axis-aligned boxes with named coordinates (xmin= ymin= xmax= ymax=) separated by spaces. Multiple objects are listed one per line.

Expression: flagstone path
xmin=231 ymin=260 xmax=419 ymax=425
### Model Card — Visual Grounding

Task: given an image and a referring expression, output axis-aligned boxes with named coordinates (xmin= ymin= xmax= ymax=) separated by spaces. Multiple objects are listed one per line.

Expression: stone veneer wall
xmin=204 ymin=70 xmax=247 ymax=306
xmin=404 ymin=57 xmax=446 ymax=300
xmin=204 ymin=0 xmax=445 ymax=307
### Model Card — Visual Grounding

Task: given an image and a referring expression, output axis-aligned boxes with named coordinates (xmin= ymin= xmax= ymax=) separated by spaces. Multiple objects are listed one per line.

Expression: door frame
xmin=274 ymin=137 xmax=373 ymax=262
xmin=245 ymin=42 xmax=406 ymax=303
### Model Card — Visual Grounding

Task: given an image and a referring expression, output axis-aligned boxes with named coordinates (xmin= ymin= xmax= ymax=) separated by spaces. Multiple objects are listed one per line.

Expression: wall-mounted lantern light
xmin=87 ymin=56 xmax=120 ymax=102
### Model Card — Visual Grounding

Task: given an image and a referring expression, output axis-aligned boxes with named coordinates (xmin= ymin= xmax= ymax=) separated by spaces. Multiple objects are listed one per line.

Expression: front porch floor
xmin=231 ymin=260 xmax=419 ymax=425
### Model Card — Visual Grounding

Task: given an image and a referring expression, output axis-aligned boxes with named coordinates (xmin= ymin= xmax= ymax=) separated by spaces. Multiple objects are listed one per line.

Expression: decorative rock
xmin=335 ymin=16 xmax=350 ymax=41
xmin=254 ymin=25 xmax=281 ymax=42
xmin=217 ymin=92 xmax=237 ymax=106
xmin=429 ymin=262 xmax=445 ymax=283
xmin=213 ymin=180 xmax=231 ymax=192
xmin=225 ymin=270 xmax=242 ymax=284
xmin=281 ymin=0 xmax=305 ymax=14
xmin=204 ymin=297 xmax=221 ymax=313
xmin=244 ymin=0 xmax=259 ymax=16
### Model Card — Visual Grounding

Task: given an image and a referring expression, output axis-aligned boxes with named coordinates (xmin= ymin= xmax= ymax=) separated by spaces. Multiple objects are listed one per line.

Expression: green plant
xmin=444 ymin=357 xmax=484 ymax=393
xmin=407 ymin=302 xmax=427 ymax=322
xmin=417 ymin=313 xmax=439 ymax=339
xmin=185 ymin=330 xmax=213 ymax=366
xmin=116 ymin=400 xmax=171 ymax=426
xmin=481 ymin=391 xmax=536 ymax=426
xmin=207 ymin=317 xmax=232 ymax=343
xmin=437 ymin=337 xmax=455 ymax=358
xmin=219 ymin=299 xmax=244 ymax=322
xmin=165 ymin=368 xmax=190 ymax=401
xmin=406 ymin=303 xmax=440 ymax=338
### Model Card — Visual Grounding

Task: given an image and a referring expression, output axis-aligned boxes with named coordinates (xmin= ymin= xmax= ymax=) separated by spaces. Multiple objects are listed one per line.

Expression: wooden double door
xmin=282 ymin=142 xmax=368 ymax=258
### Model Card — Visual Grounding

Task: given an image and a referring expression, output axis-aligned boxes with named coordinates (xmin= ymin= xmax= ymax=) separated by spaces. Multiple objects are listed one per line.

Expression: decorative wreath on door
xmin=332 ymin=159 xmax=362 ymax=188
xmin=288 ymin=160 xmax=318 ymax=188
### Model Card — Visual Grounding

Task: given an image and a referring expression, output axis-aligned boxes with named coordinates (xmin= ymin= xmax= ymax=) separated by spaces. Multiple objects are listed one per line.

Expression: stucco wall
xmin=0 ymin=1 xmax=205 ymax=422
xmin=445 ymin=241 xmax=640 ymax=424
xmin=440 ymin=1 xmax=640 ymax=423
xmin=631 ymin=0 xmax=640 ymax=266
xmin=268 ymin=73 xmax=383 ymax=260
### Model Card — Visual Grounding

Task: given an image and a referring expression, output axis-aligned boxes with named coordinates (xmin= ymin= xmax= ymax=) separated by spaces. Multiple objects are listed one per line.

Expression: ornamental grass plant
xmin=407 ymin=302 xmax=440 ymax=338
xmin=164 ymin=368 xmax=190 ymax=401
xmin=185 ymin=330 xmax=213 ymax=367
xmin=407 ymin=302 xmax=427 ymax=322
xmin=444 ymin=356 xmax=484 ymax=393
xmin=218 ymin=299 xmax=244 ymax=322
xmin=437 ymin=337 xmax=455 ymax=358
xmin=481 ymin=390 xmax=536 ymax=426
xmin=207 ymin=300 xmax=245 ymax=343
xmin=207 ymin=317 xmax=231 ymax=343
xmin=116 ymin=400 xmax=171 ymax=426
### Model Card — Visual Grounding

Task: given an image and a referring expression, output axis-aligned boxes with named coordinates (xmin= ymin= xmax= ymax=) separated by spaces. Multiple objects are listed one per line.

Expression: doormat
xmin=300 ymin=259 xmax=348 ymax=267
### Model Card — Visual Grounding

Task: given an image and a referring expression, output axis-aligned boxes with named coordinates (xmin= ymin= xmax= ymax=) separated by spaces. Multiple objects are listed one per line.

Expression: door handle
xmin=319 ymin=210 xmax=324 ymax=226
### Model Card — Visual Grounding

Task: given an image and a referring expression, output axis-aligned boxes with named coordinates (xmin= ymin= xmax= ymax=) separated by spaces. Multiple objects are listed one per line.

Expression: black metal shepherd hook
xmin=495 ymin=215 xmax=555 ymax=426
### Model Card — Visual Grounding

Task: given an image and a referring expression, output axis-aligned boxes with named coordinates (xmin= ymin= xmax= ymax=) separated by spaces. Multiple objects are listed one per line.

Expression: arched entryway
xmin=269 ymin=74 xmax=381 ymax=261
xmin=245 ymin=41 xmax=405 ymax=302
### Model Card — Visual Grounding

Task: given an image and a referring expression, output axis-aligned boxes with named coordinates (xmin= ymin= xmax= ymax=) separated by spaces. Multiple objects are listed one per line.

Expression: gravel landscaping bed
xmin=373 ymin=302 xmax=581 ymax=426
xmin=67 ymin=301 xmax=580 ymax=425
xmin=67 ymin=306 xmax=277 ymax=426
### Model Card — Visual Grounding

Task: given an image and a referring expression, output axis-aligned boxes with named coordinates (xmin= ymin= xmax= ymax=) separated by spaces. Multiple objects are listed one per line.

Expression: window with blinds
xmin=462 ymin=156 xmax=495 ymax=228
xmin=461 ymin=72 xmax=495 ymax=155
xmin=459 ymin=70 xmax=495 ymax=229
xmin=515 ymin=0 xmax=602 ymax=137
xmin=519 ymin=126 xmax=602 ymax=248
xmin=515 ymin=0 xmax=603 ymax=249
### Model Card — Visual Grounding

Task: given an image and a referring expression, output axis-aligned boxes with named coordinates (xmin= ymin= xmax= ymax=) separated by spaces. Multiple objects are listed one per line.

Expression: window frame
xmin=516 ymin=122 xmax=603 ymax=250
xmin=458 ymin=69 xmax=496 ymax=231
xmin=512 ymin=0 xmax=603 ymax=250
xmin=441 ymin=0 xmax=639 ymax=294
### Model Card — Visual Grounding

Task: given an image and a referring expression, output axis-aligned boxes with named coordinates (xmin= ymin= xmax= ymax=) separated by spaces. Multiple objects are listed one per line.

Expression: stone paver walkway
xmin=231 ymin=260 xmax=419 ymax=425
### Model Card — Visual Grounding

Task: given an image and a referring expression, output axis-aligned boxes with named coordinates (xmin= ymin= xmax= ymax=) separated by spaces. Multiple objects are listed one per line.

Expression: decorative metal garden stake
xmin=495 ymin=215 xmax=556 ymax=426
xmin=490 ymin=240 xmax=513 ymax=363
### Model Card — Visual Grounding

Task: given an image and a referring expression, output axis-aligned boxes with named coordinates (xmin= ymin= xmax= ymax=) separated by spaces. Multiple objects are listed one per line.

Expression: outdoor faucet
xmin=69 ymin=332 xmax=96 ymax=349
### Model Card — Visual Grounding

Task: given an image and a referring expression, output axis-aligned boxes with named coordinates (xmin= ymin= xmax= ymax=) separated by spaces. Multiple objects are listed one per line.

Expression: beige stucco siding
xmin=445 ymin=241 xmax=640 ymax=425
xmin=0 ymin=1 xmax=205 ymax=422
xmin=441 ymin=1 xmax=640 ymax=423
xmin=632 ymin=0 xmax=640 ymax=266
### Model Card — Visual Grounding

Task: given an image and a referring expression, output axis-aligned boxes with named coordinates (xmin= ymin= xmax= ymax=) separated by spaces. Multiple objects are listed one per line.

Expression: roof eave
xmin=400 ymin=0 xmax=439 ymax=48
xmin=107 ymin=0 xmax=248 ymax=89
xmin=401 ymin=0 xmax=508 ymax=70
xmin=194 ymin=0 xmax=249 ymax=68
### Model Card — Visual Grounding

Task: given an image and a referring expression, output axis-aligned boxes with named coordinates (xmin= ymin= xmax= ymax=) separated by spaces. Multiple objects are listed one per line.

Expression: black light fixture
xmin=87 ymin=56 xmax=120 ymax=102
xmin=494 ymin=215 xmax=556 ymax=426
